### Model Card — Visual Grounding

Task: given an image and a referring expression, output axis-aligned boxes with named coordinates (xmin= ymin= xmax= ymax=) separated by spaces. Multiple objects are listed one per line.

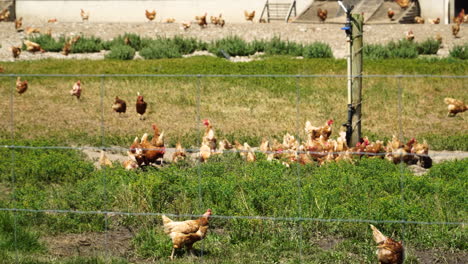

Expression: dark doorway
xmin=455 ymin=0 xmax=468 ymax=16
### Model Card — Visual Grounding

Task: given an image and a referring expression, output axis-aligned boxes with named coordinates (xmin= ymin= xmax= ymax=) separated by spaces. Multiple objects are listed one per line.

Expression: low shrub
xmin=102 ymin=33 xmax=142 ymax=51
xmin=139 ymin=42 xmax=182 ymax=59
xmin=24 ymin=34 xmax=65 ymax=52
xmin=105 ymin=45 xmax=136 ymax=60
xmin=70 ymin=36 xmax=103 ymax=53
xmin=250 ymin=39 xmax=267 ymax=52
xmin=387 ymin=39 xmax=419 ymax=58
xmin=171 ymin=36 xmax=201 ymax=54
xmin=449 ymin=43 xmax=468 ymax=60
xmin=264 ymin=37 xmax=304 ymax=56
xmin=363 ymin=44 xmax=391 ymax=59
xmin=208 ymin=36 xmax=255 ymax=58
xmin=303 ymin=42 xmax=333 ymax=58
xmin=417 ymin=38 xmax=440 ymax=55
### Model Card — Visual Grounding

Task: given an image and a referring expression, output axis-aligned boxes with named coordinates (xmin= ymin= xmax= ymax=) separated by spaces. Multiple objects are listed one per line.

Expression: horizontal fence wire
xmin=2 ymin=145 xmax=467 ymax=158
xmin=1 ymin=72 xmax=466 ymax=263
xmin=1 ymin=73 xmax=468 ymax=78
xmin=0 ymin=208 xmax=465 ymax=226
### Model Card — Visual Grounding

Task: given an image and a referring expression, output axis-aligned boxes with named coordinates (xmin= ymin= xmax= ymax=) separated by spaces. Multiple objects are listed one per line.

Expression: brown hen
xmin=162 ymin=209 xmax=212 ymax=260
xmin=370 ymin=225 xmax=405 ymax=264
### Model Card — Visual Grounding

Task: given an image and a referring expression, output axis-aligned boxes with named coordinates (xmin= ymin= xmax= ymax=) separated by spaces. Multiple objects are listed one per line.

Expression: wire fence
xmin=0 ymin=73 xmax=467 ymax=263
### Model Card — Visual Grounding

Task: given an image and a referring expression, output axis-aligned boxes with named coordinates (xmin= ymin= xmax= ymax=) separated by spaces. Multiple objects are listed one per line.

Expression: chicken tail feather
xmin=162 ymin=215 xmax=173 ymax=225
xmin=370 ymin=224 xmax=387 ymax=244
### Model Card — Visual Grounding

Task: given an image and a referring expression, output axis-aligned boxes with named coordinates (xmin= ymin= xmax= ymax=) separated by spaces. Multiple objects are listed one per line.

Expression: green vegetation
xmin=140 ymin=42 xmax=182 ymax=59
xmin=105 ymin=45 xmax=136 ymax=60
xmin=450 ymin=43 xmax=468 ymax=60
xmin=23 ymin=34 xmax=65 ymax=52
xmin=70 ymin=36 xmax=103 ymax=53
xmin=208 ymin=36 xmax=255 ymax=57
xmin=416 ymin=38 xmax=441 ymax=55
xmin=364 ymin=38 xmax=444 ymax=59
xmin=0 ymin=141 xmax=466 ymax=263
xmin=24 ymin=33 xmax=459 ymax=60
xmin=0 ymin=58 xmax=466 ymax=150
xmin=303 ymin=42 xmax=334 ymax=58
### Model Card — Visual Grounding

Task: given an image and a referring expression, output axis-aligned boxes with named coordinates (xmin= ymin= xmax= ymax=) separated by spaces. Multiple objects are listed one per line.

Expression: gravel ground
xmin=1 ymin=21 xmax=467 ymax=61
xmin=83 ymin=147 xmax=468 ymax=176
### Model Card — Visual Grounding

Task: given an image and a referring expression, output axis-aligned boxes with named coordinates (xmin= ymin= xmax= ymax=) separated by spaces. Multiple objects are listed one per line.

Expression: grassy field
xmin=0 ymin=142 xmax=466 ymax=263
xmin=0 ymin=57 xmax=467 ymax=263
xmin=0 ymin=57 xmax=467 ymax=150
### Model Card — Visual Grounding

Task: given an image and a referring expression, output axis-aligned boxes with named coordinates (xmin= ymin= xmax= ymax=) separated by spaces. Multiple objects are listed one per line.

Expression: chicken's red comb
xmin=327 ymin=119 xmax=334 ymax=125
xmin=203 ymin=209 xmax=212 ymax=216
xmin=203 ymin=119 xmax=210 ymax=126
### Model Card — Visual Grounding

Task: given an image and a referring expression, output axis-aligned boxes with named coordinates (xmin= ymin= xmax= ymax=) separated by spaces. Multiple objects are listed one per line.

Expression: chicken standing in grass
xmin=136 ymin=92 xmax=147 ymax=120
xmin=162 ymin=209 xmax=212 ymax=260
xmin=444 ymin=97 xmax=467 ymax=117
xmin=370 ymin=225 xmax=405 ymax=264
xmin=16 ymin=77 xmax=28 ymax=95
xmin=172 ymin=142 xmax=187 ymax=162
xmin=98 ymin=150 xmax=113 ymax=168
xmin=70 ymin=80 xmax=82 ymax=99
xmin=199 ymin=141 xmax=211 ymax=162
xmin=112 ymin=96 xmax=127 ymax=115
xmin=202 ymin=119 xmax=217 ymax=151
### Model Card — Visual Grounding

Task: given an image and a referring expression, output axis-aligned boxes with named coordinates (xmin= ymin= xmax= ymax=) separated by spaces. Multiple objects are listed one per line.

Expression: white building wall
xmin=16 ymin=0 xmax=314 ymax=23
xmin=419 ymin=0 xmax=451 ymax=24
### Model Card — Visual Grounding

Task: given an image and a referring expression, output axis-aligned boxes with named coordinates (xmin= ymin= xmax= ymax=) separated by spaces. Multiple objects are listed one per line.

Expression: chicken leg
xmin=170 ymin=247 xmax=175 ymax=260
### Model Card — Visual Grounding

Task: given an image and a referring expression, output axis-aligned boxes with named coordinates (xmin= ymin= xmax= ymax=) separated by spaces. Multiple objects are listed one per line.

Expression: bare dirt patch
xmin=42 ymin=226 xmax=135 ymax=259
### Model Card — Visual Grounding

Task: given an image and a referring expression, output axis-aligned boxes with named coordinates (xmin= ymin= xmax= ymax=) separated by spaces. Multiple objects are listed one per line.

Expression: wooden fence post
xmin=350 ymin=13 xmax=363 ymax=147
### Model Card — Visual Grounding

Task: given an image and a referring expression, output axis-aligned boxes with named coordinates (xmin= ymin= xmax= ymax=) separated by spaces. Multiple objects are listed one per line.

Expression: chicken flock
xmin=11 ymin=78 xmax=464 ymax=171
xmin=2 ymin=5 xmax=466 ymax=59
xmin=121 ymin=116 xmax=440 ymax=172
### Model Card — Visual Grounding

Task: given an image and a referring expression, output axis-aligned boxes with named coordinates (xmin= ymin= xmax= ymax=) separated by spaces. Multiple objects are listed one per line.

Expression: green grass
xmin=0 ymin=142 xmax=466 ymax=263
xmin=450 ymin=43 xmax=468 ymax=60
xmin=105 ymin=45 xmax=135 ymax=60
xmin=0 ymin=58 xmax=466 ymax=150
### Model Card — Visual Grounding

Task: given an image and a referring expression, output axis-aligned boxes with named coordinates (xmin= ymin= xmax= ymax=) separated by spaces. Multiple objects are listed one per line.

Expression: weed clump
xmin=70 ymin=35 xmax=103 ymax=53
xmin=24 ymin=34 xmax=65 ymax=52
xmin=140 ymin=41 xmax=182 ymax=59
xmin=417 ymin=38 xmax=441 ymax=55
xmin=208 ymin=36 xmax=255 ymax=58
xmin=449 ymin=43 xmax=468 ymax=60
xmin=303 ymin=42 xmax=334 ymax=58
xmin=105 ymin=45 xmax=136 ymax=60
